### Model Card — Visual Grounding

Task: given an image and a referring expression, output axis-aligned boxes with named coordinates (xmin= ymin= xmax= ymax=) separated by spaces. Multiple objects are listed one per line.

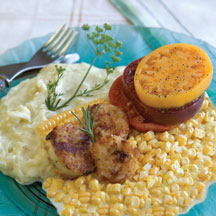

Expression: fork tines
xmin=44 ymin=24 xmax=78 ymax=57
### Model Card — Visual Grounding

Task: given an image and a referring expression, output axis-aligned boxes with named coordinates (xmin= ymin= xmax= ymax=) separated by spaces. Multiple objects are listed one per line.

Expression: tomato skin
xmin=109 ymin=57 xmax=205 ymax=131
xmin=131 ymin=93 xmax=204 ymax=125
xmin=129 ymin=116 xmax=177 ymax=132
xmin=109 ymin=75 xmax=177 ymax=132
xmin=122 ymin=57 xmax=205 ymax=125
xmin=108 ymin=76 xmax=129 ymax=107
xmin=121 ymin=58 xmax=142 ymax=103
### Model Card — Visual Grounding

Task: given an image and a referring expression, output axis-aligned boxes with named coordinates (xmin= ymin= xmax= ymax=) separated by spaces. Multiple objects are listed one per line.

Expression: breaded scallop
xmin=90 ymin=104 xmax=139 ymax=183
xmin=91 ymin=135 xmax=140 ymax=183
xmin=46 ymin=123 xmax=95 ymax=178
xmin=90 ymin=104 xmax=129 ymax=139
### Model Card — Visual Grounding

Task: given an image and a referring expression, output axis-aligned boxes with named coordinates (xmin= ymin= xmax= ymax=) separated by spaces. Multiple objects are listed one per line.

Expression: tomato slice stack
xmin=109 ymin=44 xmax=213 ymax=132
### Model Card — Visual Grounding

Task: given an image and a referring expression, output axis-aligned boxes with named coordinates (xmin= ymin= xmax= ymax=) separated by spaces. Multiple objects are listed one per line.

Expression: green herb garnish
xmin=45 ymin=23 xmax=123 ymax=111
xmin=45 ymin=65 xmax=65 ymax=111
xmin=71 ymin=105 xmax=100 ymax=143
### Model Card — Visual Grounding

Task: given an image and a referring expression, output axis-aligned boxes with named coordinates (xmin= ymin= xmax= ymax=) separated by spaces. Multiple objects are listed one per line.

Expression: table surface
xmin=1 ymin=0 xmax=216 ymax=55
xmin=0 ymin=0 xmax=129 ymax=55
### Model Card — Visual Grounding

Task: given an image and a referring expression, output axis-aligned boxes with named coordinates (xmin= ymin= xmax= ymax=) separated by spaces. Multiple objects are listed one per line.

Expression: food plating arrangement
xmin=0 ymin=24 xmax=215 ymax=216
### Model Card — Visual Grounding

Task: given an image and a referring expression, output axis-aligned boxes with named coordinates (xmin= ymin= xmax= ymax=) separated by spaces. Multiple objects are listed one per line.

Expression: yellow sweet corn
xmin=37 ymin=98 xmax=107 ymax=136
xmin=42 ymin=97 xmax=216 ymax=216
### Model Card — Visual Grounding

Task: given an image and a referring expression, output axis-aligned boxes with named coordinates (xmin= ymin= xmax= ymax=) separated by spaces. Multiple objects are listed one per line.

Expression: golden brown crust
xmin=46 ymin=103 xmax=138 ymax=182
xmin=47 ymin=123 xmax=95 ymax=177
xmin=90 ymin=104 xmax=129 ymax=139
xmin=91 ymin=135 xmax=139 ymax=183
xmin=90 ymin=104 xmax=139 ymax=183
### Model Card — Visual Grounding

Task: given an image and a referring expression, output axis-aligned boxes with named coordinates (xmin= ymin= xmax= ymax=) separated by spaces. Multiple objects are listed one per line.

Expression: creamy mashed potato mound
xmin=0 ymin=63 xmax=124 ymax=184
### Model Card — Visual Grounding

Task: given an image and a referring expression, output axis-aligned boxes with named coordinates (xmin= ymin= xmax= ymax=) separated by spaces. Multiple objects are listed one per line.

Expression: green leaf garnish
xmin=45 ymin=65 xmax=65 ymax=111
xmin=45 ymin=23 xmax=123 ymax=111
xmin=82 ymin=24 xmax=90 ymax=31
xmin=103 ymin=23 xmax=112 ymax=30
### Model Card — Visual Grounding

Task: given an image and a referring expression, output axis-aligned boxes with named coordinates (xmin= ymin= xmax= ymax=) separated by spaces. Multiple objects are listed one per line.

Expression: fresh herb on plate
xmin=45 ymin=65 xmax=65 ymax=111
xmin=71 ymin=105 xmax=100 ymax=143
xmin=45 ymin=23 xmax=123 ymax=111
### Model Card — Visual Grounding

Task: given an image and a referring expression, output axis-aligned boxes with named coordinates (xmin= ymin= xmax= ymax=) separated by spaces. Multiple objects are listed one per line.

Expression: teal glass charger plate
xmin=0 ymin=25 xmax=216 ymax=216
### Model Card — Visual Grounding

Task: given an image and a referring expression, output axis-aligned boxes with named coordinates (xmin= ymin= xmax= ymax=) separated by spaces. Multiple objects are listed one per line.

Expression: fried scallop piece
xmin=46 ymin=123 xmax=95 ymax=178
xmin=91 ymin=135 xmax=140 ymax=183
xmin=90 ymin=104 xmax=139 ymax=183
xmin=90 ymin=104 xmax=129 ymax=139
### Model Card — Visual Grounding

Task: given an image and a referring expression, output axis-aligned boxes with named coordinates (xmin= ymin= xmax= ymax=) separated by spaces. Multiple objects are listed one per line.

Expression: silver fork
xmin=0 ymin=24 xmax=78 ymax=86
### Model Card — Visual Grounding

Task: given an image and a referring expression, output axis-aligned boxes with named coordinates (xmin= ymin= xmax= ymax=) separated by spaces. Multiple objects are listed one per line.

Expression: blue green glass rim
xmin=0 ymin=175 xmax=58 ymax=216
xmin=0 ymin=25 xmax=216 ymax=216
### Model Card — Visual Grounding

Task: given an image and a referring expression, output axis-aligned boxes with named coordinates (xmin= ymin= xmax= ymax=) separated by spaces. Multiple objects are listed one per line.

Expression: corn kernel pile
xmin=43 ymin=96 xmax=216 ymax=216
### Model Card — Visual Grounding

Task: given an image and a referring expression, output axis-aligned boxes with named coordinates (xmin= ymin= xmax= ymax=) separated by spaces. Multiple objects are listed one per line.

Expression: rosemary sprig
xmin=71 ymin=105 xmax=100 ymax=143
xmin=45 ymin=23 xmax=122 ymax=111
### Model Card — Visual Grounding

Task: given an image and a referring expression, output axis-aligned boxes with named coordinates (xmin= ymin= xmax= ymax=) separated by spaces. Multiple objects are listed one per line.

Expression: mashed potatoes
xmin=0 ymin=63 xmax=124 ymax=184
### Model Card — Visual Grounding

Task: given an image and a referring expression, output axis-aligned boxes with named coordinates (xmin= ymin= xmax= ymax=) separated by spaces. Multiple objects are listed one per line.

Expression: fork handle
xmin=3 ymin=65 xmax=46 ymax=86
xmin=1 ymin=53 xmax=80 ymax=86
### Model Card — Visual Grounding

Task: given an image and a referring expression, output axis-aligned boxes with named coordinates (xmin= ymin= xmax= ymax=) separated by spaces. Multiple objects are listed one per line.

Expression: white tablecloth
xmin=0 ymin=0 xmax=128 ymax=55
xmin=112 ymin=0 xmax=216 ymax=48
xmin=0 ymin=0 xmax=216 ymax=55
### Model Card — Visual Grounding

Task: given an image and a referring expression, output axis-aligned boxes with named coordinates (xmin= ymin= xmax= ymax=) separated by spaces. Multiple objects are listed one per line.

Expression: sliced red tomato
xmin=129 ymin=115 xmax=177 ymax=132
xmin=122 ymin=57 xmax=204 ymax=125
xmin=109 ymin=76 xmax=177 ymax=132
xmin=108 ymin=76 xmax=129 ymax=107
